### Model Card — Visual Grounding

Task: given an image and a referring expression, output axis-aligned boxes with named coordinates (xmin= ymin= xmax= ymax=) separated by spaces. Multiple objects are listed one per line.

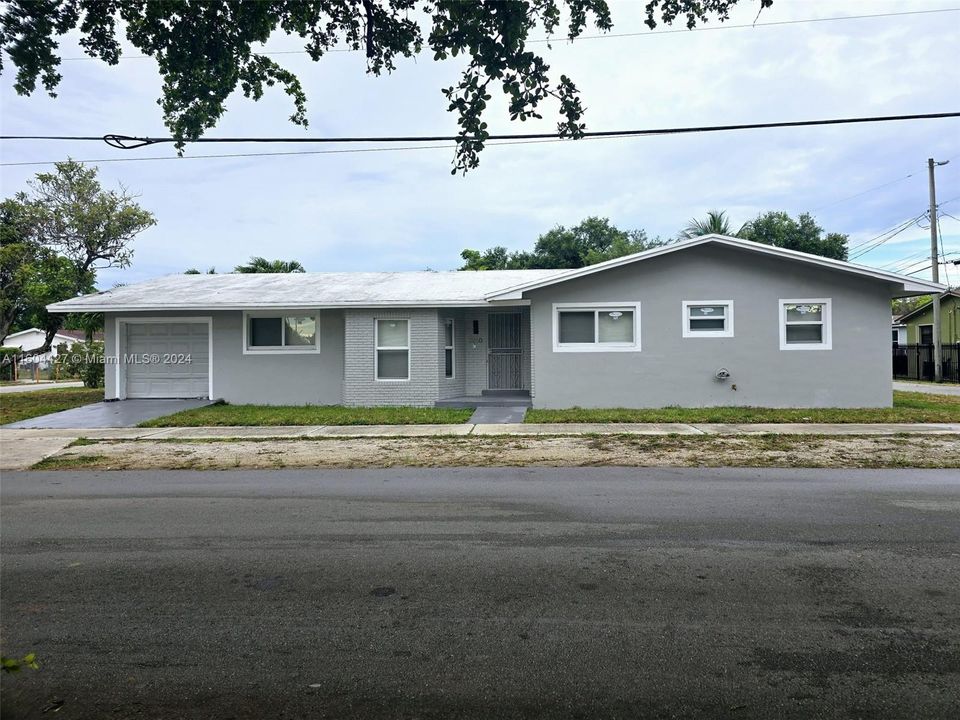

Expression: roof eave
xmin=46 ymin=299 xmax=531 ymax=313
xmin=484 ymin=234 xmax=949 ymax=300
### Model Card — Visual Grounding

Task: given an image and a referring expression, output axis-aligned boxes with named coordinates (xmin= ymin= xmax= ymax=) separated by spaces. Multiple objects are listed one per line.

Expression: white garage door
xmin=124 ymin=322 xmax=209 ymax=398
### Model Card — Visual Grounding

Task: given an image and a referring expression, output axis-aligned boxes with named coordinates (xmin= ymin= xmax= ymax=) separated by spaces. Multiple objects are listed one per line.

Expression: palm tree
xmin=680 ymin=210 xmax=743 ymax=240
xmin=233 ymin=256 xmax=306 ymax=273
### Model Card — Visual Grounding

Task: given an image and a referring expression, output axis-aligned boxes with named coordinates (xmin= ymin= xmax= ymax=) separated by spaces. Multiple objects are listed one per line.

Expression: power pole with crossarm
xmin=928 ymin=157 xmax=949 ymax=383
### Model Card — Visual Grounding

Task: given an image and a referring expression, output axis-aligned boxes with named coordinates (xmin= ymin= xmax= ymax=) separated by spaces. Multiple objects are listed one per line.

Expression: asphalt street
xmin=1 ymin=468 xmax=958 ymax=719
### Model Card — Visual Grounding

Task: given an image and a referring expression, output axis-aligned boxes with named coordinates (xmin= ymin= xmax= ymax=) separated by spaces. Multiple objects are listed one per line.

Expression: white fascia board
xmin=483 ymin=234 xmax=948 ymax=300
xmin=46 ymin=300 xmax=528 ymax=313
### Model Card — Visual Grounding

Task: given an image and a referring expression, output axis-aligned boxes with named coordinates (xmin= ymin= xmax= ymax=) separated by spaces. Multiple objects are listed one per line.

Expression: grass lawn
xmin=139 ymin=402 xmax=474 ymax=427
xmin=525 ymin=391 xmax=960 ymax=424
xmin=0 ymin=387 xmax=103 ymax=425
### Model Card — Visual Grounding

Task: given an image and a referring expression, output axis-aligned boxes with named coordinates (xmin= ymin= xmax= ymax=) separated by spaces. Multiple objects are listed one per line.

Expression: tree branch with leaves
xmin=1 ymin=0 xmax=772 ymax=173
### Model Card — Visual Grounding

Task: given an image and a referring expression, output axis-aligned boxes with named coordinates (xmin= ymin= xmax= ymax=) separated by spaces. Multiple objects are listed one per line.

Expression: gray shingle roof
xmin=47 ymin=270 xmax=564 ymax=312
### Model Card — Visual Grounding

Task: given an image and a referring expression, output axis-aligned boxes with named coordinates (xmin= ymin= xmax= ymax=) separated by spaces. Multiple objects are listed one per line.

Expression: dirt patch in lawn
xmin=32 ymin=434 xmax=960 ymax=470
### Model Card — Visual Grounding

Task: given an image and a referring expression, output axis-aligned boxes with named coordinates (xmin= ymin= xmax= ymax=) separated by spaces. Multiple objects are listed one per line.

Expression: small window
xmin=553 ymin=304 xmax=639 ymax=352
xmin=246 ymin=313 xmax=318 ymax=352
xmin=682 ymin=301 xmax=733 ymax=338
xmin=919 ymin=325 xmax=934 ymax=345
xmin=779 ymin=299 xmax=831 ymax=350
xmin=376 ymin=319 xmax=409 ymax=380
xmin=443 ymin=318 xmax=455 ymax=378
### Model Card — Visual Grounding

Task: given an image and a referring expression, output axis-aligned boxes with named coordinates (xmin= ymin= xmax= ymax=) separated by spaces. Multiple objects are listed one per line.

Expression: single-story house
xmin=0 ymin=327 xmax=96 ymax=367
xmin=892 ymin=290 xmax=960 ymax=346
xmin=47 ymin=234 xmax=945 ymax=409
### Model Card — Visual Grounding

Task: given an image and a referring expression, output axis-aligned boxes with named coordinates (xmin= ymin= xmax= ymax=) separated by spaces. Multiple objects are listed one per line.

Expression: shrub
xmin=0 ymin=346 xmax=20 ymax=381
xmin=55 ymin=340 xmax=105 ymax=388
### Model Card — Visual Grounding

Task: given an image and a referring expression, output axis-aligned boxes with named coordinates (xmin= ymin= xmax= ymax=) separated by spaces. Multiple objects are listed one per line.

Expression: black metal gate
xmin=488 ymin=312 xmax=523 ymax=389
xmin=892 ymin=344 xmax=960 ymax=382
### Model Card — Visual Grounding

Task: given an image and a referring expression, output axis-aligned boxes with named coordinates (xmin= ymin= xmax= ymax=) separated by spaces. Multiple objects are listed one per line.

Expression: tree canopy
xmin=0 ymin=161 xmax=155 ymax=348
xmin=739 ymin=211 xmax=848 ymax=261
xmin=679 ymin=209 xmax=849 ymax=260
xmin=234 ymin=257 xmax=306 ymax=273
xmin=0 ymin=0 xmax=770 ymax=173
xmin=460 ymin=216 xmax=665 ymax=270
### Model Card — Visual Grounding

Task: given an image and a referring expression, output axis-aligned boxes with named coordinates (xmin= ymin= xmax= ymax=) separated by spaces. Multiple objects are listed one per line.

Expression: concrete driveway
xmin=2 ymin=398 xmax=211 ymax=429
xmin=2 ymin=467 xmax=958 ymax=719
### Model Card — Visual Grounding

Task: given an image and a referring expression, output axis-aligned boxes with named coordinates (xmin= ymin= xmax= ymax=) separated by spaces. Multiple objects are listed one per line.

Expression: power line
xmin=811 ymin=172 xmax=918 ymax=212
xmin=940 ymin=215 xmax=954 ymax=288
xmin=848 ymin=196 xmax=960 ymax=261
xmin=52 ymin=7 xmax=960 ymax=61
xmin=2 ymin=112 xmax=958 ymax=152
xmin=880 ymin=250 xmax=931 ymax=272
xmin=812 ymin=155 xmax=960 ymax=213
xmin=848 ymin=212 xmax=928 ymax=260
xmin=0 ymin=137 xmax=576 ymax=168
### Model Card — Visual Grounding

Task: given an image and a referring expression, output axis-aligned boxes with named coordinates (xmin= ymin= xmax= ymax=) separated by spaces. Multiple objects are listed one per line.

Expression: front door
xmin=488 ymin=312 xmax=522 ymax=390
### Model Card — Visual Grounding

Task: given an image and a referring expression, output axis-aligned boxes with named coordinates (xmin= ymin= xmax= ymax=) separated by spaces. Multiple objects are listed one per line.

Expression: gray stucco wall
xmin=104 ymin=310 xmax=344 ymax=405
xmin=527 ymin=244 xmax=894 ymax=409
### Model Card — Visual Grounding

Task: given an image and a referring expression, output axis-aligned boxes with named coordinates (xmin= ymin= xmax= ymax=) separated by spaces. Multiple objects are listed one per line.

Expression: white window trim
xmin=779 ymin=298 xmax=832 ymax=351
xmin=552 ymin=302 xmax=641 ymax=353
xmin=114 ymin=316 xmax=213 ymax=400
xmin=682 ymin=300 xmax=734 ymax=338
xmin=375 ymin=317 xmax=411 ymax=382
xmin=443 ymin=318 xmax=455 ymax=379
xmin=242 ymin=310 xmax=321 ymax=355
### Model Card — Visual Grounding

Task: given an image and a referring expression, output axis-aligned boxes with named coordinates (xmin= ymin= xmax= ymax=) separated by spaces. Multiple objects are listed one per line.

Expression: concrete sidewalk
xmin=894 ymin=381 xmax=960 ymax=396
xmin=0 ymin=380 xmax=85 ymax=394
xmin=4 ymin=421 xmax=959 ymax=440
xmin=3 ymin=422 xmax=959 ymax=470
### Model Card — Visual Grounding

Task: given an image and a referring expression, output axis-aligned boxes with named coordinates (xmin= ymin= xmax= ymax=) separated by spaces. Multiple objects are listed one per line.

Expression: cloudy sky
xmin=1 ymin=0 xmax=958 ymax=289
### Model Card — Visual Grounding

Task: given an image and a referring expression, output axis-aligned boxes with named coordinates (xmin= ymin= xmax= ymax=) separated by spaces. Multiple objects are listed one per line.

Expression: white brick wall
xmin=343 ymin=309 xmax=440 ymax=406
xmin=342 ymin=306 xmax=531 ymax=406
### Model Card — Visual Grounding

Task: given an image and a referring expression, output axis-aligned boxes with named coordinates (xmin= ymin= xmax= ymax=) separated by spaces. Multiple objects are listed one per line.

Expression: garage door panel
xmin=124 ymin=321 xmax=210 ymax=399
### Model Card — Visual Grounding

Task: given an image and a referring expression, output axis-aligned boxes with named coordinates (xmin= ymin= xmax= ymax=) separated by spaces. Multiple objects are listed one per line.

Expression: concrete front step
xmin=435 ymin=395 xmax=533 ymax=409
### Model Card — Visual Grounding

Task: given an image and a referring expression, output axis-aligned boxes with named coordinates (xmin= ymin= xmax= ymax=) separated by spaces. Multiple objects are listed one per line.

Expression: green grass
xmin=0 ymin=387 xmax=103 ymax=425
xmin=138 ymin=402 xmax=473 ymax=427
xmin=525 ymin=391 xmax=960 ymax=424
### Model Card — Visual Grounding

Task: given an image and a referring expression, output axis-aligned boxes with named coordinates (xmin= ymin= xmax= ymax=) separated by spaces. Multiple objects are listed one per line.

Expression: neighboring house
xmin=47 ymin=234 xmax=944 ymax=409
xmin=891 ymin=317 xmax=907 ymax=347
xmin=0 ymin=328 xmax=96 ymax=367
xmin=892 ymin=290 xmax=960 ymax=346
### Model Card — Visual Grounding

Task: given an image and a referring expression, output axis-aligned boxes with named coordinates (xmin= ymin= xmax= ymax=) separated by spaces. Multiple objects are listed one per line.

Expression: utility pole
xmin=928 ymin=158 xmax=949 ymax=382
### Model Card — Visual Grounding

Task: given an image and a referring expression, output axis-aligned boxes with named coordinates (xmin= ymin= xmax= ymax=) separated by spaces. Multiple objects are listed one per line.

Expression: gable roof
xmin=485 ymin=234 xmax=947 ymax=300
xmin=46 ymin=269 xmax=563 ymax=313
xmin=894 ymin=289 xmax=960 ymax=323
xmin=2 ymin=328 xmax=85 ymax=343
xmin=46 ymin=235 xmax=947 ymax=313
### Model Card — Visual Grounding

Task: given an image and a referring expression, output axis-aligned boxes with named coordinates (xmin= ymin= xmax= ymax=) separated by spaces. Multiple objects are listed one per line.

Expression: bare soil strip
xmin=33 ymin=434 xmax=960 ymax=470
